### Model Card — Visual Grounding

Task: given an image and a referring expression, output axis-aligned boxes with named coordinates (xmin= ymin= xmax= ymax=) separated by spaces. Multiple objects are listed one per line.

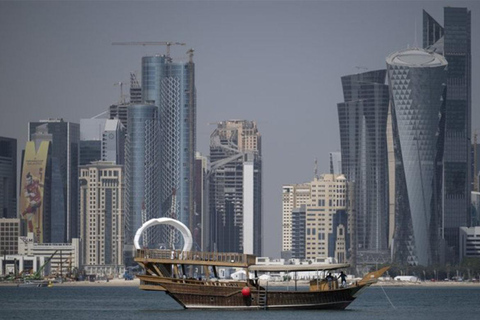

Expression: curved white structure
xmin=134 ymin=218 xmax=193 ymax=252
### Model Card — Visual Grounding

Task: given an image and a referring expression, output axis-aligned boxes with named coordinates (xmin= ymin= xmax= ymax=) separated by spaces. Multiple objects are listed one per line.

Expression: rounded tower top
xmin=386 ymin=48 xmax=447 ymax=68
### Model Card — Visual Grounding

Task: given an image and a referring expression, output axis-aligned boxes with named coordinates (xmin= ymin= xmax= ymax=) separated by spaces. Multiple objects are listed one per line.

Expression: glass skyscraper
xmin=208 ymin=120 xmax=262 ymax=255
xmin=141 ymin=54 xmax=196 ymax=247
xmin=423 ymin=7 xmax=472 ymax=263
xmin=29 ymin=119 xmax=79 ymax=243
xmin=0 ymin=137 xmax=16 ymax=219
xmin=124 ymin=104 xmax=160 ymax=264
xmin=387 ymin=48 xmax=447 ymax=266
xmin=337 ymin=70 xmax=390 ymax=266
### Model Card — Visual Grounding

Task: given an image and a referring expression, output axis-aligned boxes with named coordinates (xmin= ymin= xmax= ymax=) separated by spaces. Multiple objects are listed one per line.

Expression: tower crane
xmin=112 ymin=41 xmax=186 ymax=57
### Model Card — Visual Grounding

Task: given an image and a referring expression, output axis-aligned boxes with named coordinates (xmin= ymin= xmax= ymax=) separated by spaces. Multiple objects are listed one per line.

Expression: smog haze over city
xmin=0 ymin=0 xmax=479 ymax=256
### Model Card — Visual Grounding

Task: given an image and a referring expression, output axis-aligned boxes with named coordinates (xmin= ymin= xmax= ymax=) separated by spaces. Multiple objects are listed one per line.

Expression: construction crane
xmin=25 ymin=250 xmax=58 ymax=280
xmin=112 ymin=41 xmax=186 ymax=57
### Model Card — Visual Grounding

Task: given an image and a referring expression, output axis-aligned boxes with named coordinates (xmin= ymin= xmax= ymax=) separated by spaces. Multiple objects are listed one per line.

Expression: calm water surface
xmin=0 ymin=286 xmax=479 ymax=320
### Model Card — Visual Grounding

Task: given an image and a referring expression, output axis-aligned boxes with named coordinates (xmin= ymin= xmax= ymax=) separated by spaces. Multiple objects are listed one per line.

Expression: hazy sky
xmin=0 ymin=0 xmax=478 ymax=257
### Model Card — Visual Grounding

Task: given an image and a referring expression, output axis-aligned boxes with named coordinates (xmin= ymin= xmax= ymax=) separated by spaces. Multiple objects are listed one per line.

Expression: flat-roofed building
xmin=79 ymin=161 xmax=124 ymax=268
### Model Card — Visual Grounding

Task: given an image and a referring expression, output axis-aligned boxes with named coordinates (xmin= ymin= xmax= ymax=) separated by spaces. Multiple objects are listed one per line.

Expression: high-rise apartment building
xmin=208 ymin=120 xmax=262 ymax=255
xmin=282 ymin=183 xmax=311 ymax=257
xmin=79 ymin=161 xmax=124 ymax=267
xmin=423 ymin=7 xmax=472 ymax=263
xmin=304 ymin=174 xmax=349 ymax=262
xmin=0 ymin=137 xmax=16 ymax=218
xmin=337 ymin=70 xmax=390 ymax=266
xmin=124 ymin=104 xmax=161 ymax=264
xmin=141 ymin=53 xmax=196 ymax=245
xmin=387 ymin=48 xmax=447 ymax=266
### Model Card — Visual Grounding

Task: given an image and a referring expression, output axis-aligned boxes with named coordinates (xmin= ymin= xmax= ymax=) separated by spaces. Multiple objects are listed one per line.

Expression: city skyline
xmin=0 ymin=1 xmax=479 ymax=257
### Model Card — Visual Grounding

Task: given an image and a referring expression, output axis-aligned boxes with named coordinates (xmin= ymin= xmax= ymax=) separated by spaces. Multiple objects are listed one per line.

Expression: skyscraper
xmin=124 ymin=104 xmax=161 ymax=264
xmin=194 ymin=152 xmax=207 ymax=250
xmin=79 ymin=161 xmax=124 ymax=268
xmin=337 ymin=70 xmax=390 ymax=266
xmin=329 ymin=152 xmax=342 ymax=175
xmin=141 ymin=52 xmax=196 ymax=246
xmin=0 ymin=137 xmax=16 ymax=219
xmin=28 ymin=119 xmax=79 ymax=242
xmin=282 ymin=183 xmax=311 ymax=258
xmin=208 ymin=120 xmax=262 ymax=255
xmin=305 ymin=174 xmax=349 ymax=263
xmin=386 ymin=48 xmax=447 ymax=266
xmin=423 ymin=7 xmax=472 ymax=263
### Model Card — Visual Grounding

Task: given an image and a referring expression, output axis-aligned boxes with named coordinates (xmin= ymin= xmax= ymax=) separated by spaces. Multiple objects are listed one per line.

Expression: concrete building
xmin=387 ymin=48 xmax=447 ymax=266
xmin=18 ymin=232 xmax=81 ymax=277
xmin=0 ymin=137 xmax=17 ymax=219
xmin=305 ymin=174 xmax=349 ymax=262
xmin=79 ymin=161 xmax=124 ymax=269
xmin=1 ymin=232 xmax=80 ymax=277
xmin=0 ymin=218 xmax=20 ymax=256
xmin=282 ymin=183 xmax=311 ymax=257
xmin=208 ymin=120 xmax=262 ymax=255
xmin=459 ymin=227 xmax=480 ymax=261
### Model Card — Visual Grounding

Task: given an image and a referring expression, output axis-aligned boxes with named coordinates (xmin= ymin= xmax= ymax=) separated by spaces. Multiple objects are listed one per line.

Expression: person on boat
xmin=326 ymin=273 xmax=334 ymax=289
xmin=339 ymin=271 xmax=347 ymax=288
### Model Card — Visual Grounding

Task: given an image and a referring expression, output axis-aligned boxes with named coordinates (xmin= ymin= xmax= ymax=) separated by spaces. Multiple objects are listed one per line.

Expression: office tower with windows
xmin=304 ymin=174 xmax=349 ymax=262
xmin=329 ymin=152 xmax=342 ymax=175
xmin=80 ymin=119 xmax=125 ymax=166
xmin=387 ymin=48 xmax=447 ymax=266
xmin=28 ymin=119 xmax=79 ymax=242
xmin=79 ymin=162 xmax=124 ymax=268
xmin=194 ymin=152 xmax=207 ymax=250
xmin=80 ymin=119 xmax=105 ymax=166
xmin=0 ymin=137 xmax=16 ymax=219
xmin=423 ymin=7 xmax=472 ymax=263
xmin=141 ymin=52 xmax=196 ymax=247
xmin=291 ymin=205 xmax=306 ymax=259
xmin=337 ymin=70 xmax=390 ymax=266
xmin=282 ymin=183 xmax=311 ymax=258
xmin=124 ymin=104 xmax=161 ymax=264
xmin=208 ymin=120 xmax=262 ymax=255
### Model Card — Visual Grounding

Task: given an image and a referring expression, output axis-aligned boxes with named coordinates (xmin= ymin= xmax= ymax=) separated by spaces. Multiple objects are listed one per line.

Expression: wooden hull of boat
xmin=139 ymin=275 xmax=364 ymax=310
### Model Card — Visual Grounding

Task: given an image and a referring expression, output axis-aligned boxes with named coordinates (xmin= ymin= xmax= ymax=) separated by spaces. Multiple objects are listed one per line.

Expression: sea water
xmin=0 ymin=286 xmax=479 ymax=320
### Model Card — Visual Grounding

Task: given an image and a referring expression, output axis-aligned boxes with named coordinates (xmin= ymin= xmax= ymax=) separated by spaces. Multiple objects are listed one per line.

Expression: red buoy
xmin=241 ymin=286 xmax=251 ymax=297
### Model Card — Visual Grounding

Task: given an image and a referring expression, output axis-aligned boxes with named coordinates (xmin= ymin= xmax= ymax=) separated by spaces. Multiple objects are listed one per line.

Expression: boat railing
xmin=136 ymin=249 xmax=256 ymax=266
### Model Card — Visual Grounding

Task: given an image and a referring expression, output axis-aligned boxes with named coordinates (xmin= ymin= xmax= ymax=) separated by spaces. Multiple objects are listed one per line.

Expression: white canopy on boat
xmin=248 ymin=263 xmax=349 ymax=273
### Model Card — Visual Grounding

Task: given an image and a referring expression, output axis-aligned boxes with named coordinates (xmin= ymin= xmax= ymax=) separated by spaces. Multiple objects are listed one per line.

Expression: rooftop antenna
xmin=414 ymin=19 xmax=419 ymax=48
xmin=314 ymin=158 xmax=319 ymax=180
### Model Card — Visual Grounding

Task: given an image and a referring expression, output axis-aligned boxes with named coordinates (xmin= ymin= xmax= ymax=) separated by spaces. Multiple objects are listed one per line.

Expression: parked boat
xmin=135 ymin=248 xmax=388 ymax=310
